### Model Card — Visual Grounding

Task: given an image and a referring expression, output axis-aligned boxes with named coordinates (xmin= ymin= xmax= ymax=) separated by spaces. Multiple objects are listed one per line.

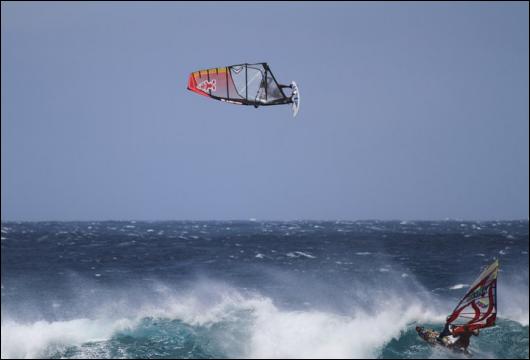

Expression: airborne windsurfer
xmin=253 ymin=79 xmax=292 ymax=108
xmin=187 ymin=62 xmax=300 ymax=116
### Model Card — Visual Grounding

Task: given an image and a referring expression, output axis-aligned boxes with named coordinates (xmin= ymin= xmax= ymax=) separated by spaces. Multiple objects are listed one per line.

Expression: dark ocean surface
xmin=1 ymin=220 xmax=528 ymax=359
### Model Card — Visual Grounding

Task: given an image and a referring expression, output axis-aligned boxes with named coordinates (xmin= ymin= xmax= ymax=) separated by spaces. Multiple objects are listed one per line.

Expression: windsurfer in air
xmin=253 ymin=78 xmax=296 ymax=108
xmin=188 ymin=62 xmax=300 ymax=116
xmin=261 ymin=77 xmax=294 ymax=103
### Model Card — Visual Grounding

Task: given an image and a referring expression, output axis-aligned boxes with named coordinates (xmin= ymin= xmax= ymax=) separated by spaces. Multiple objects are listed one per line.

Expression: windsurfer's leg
xmin=438 ymin=323 xmax=450 ymax=339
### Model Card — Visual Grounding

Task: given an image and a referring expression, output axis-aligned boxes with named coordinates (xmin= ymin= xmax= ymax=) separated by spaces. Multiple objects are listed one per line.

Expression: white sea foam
xmin=286 ymin=251 xmax=316 ymax=259
xmin=498 ymin=270 xmax=530 ymax=326
xmin=449 ymin=283 xmax=468 ymax=290
xmin=247 ymin=300 xmax=434 ymax=358
xmin=0 ymin=277 xmax=446 ymax=359
xmin=142 ymin=282 xmax=444 ymax=359
xmin=1 ymin=318 xmax=136 ymax=359
xmin=2 ymin=262 xmax=528 ymax=359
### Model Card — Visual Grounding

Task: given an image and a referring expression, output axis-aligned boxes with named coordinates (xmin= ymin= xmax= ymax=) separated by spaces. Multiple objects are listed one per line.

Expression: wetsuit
xmin=452 ymin=329 xmax=479 ymax=352
xmin=438 ymin=323 xmax=451 ymax=340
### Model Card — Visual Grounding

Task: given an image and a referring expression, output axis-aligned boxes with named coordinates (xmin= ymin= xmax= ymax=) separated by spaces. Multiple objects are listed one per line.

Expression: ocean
xmin=1 ymin=220 xmax=528 ymax=359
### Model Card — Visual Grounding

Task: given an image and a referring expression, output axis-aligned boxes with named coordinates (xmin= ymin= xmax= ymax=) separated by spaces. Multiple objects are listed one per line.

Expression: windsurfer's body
xmin=255 ymin=81 xmax=295 ymax=107
xmin=433 ymin=324 xmax=479 ymax=354
xmin=449 ymin=326 xmax=479 ymax=354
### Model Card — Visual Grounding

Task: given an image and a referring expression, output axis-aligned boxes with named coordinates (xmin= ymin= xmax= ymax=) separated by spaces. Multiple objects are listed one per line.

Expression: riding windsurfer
xmin=450 ymin=325 xmax=479 ymax=354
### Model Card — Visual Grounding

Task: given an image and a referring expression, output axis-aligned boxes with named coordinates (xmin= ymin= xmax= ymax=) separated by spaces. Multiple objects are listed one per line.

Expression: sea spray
xmin=2 ymin=220 xmax=528 ymax=359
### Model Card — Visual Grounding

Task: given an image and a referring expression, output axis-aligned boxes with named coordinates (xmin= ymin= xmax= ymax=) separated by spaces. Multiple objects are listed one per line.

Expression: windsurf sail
xmin=444 ymin=260 xmax=499 ymax=334
xmin=187 ymin=63 xmax=300 ymax=116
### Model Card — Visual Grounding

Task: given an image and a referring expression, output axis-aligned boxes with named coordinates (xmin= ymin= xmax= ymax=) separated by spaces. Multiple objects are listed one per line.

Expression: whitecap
xmin=449 ymin=284 xmax=468 ymax=290
xmin=286 ymin=251 xmax=316 ymax=259
xmin=0 ymin=317 xmax=137 ymax=359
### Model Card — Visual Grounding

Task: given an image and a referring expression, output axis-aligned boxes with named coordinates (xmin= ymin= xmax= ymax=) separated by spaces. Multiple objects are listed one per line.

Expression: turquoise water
xmin=2 ymin=221 xmax=528 ymax=358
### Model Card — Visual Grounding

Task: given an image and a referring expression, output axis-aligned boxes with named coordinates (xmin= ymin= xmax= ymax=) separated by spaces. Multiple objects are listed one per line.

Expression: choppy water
xmin=1 ymin=220 xmax=528 ymax=359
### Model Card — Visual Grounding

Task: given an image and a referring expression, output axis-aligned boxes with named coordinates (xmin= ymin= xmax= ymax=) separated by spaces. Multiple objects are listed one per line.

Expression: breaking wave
xmin=2 ymin=277 xmax=528 ymax=359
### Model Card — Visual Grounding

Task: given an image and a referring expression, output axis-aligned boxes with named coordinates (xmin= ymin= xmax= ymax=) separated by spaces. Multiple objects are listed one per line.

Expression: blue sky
xmin=1 ymin=2 xmax=528 ymax=221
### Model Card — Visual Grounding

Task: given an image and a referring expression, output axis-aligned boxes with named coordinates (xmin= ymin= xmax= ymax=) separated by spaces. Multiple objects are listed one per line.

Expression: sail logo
xmin=197 ymin=79 xmax=216 ymax=92
xmin=468 ymin=287 xmax=487 ymax=301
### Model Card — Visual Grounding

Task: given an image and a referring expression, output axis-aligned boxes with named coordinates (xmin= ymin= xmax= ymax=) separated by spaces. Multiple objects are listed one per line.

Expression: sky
xmin=1 ymin=2 xmax=528 ymax=221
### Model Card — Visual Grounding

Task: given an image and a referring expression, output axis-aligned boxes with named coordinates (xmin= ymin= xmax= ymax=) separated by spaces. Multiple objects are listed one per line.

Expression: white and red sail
xmin=446 ymin=260 xmax=499 ymax=334
xmin=187 ymin=63 xmax=299 ymax=116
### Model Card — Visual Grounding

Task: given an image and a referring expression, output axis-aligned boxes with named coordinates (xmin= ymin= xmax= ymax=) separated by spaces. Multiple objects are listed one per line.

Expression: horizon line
xmin=1 ymin=218 xmax=529 ymax=223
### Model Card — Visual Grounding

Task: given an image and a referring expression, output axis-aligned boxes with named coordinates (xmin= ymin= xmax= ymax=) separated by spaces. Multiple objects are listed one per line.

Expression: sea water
xmin=1 ymin=220 xmax=528 ymax=359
